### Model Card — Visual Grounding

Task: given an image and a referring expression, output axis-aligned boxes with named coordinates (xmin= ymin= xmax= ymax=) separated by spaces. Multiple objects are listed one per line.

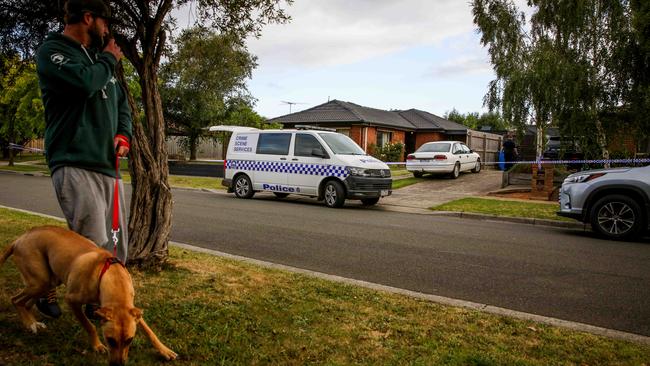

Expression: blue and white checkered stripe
xmin=227 ymin=160 xmax=350 ymax=178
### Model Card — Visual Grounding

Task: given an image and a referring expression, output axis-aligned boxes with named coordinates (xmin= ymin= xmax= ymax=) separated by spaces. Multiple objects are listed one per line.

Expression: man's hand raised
xmin=103 ymin=38 xmax=123 ymax=62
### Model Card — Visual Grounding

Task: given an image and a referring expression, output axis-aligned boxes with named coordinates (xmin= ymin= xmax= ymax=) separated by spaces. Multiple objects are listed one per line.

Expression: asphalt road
xmin=1 ymin=172 xmax=649 ymax=337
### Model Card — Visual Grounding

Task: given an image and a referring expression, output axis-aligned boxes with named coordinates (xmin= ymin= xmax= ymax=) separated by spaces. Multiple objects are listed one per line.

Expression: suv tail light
xmin=434 ymin=155 xmax=447 ymax=160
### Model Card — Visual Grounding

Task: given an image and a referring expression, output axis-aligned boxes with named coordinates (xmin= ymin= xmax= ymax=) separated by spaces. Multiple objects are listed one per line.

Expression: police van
xmin=209 ymin=125 xmax=392 ymax=208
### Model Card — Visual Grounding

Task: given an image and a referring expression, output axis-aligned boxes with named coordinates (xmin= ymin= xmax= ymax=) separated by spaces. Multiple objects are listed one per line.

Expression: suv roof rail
xmin=295 ymin=125 xmax=336 ymax=132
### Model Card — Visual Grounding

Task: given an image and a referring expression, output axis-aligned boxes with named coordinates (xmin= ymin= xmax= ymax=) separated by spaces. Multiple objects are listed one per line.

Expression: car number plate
xmin=419 ymin=159 xmax=431 ymax=162
xmin=381 ymin=190 xmax=389 ymax=196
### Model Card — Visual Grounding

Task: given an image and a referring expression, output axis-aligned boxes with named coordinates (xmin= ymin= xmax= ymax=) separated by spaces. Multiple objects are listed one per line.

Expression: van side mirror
xmin=311 ymin=148 xmax=327 ymax=158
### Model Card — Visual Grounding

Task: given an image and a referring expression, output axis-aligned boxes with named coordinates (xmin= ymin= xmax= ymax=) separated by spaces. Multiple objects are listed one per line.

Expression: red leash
xmin=111 ymin=136 xmax=129 ymax=257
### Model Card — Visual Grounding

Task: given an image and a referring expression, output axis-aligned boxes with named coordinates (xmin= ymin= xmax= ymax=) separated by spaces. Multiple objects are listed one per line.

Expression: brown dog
xmin=0 ymin=226 xmax=177 ymax=365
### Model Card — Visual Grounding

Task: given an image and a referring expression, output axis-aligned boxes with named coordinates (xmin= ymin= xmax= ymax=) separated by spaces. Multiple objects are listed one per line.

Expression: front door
xmin=254 ymin=132 xmax=292 ymax=190
xmin=289 ymin=133 xmax=329 ymax=195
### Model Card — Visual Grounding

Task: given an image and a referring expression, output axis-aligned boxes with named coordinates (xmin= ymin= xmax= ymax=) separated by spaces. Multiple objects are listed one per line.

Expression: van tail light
xmin=223 ymin=159 xmax=227 ymax=171
xmin=434 ymin=155 xmax=447 ymax=160
xmin=407 ymin=154 xmax=415 ymax=160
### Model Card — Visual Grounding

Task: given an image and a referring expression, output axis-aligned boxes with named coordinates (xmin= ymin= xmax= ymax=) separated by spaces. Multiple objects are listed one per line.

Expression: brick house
xmin=268 ymin=100 xmax=476 ymax=159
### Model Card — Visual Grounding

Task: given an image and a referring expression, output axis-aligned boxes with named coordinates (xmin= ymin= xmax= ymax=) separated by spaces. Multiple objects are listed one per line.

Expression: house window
xmin=377 ymin=130 xmax=392 ymax=147
xmin=336 ymin=128 xmax=350 ymax=137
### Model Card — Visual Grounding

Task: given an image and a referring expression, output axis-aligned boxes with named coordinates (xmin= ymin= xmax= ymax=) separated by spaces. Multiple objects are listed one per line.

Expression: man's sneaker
xmin=35 ymin=289 xmax=62 ymax=319
xmin=84 ymin=303 xmax=100 ymax=320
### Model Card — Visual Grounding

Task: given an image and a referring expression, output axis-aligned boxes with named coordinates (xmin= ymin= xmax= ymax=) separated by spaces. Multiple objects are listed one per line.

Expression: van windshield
xmin=319 ymin=133 xmax=366 ymax=155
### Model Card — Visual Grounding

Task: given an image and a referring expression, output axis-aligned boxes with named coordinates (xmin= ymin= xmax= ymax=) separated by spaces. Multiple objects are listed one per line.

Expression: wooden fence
xmin=466 ymin=130 xmax=502 ymax=165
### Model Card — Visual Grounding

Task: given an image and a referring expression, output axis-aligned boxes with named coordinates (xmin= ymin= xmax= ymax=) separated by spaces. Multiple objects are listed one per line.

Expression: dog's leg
xmin=66 ymin=300 xmax=107 ymax=353
xmin=138 ymin=318 xmax=178 ymax=360
xmin=11 ymin=290 xmax=46 ymax=333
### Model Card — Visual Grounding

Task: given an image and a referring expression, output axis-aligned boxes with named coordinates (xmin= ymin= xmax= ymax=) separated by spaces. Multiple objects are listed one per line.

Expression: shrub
xmin=370 ymin=142 xmax=404 ymax=162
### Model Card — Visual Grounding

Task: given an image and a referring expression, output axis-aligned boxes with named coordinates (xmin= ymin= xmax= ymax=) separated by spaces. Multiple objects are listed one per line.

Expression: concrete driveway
xmin=380 ymin=169 xmax=502 ymax=212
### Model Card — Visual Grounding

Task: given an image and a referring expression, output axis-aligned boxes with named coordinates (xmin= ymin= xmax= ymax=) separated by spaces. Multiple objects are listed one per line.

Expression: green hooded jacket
xmin=36 ymin=32 xmax=132 ymax=178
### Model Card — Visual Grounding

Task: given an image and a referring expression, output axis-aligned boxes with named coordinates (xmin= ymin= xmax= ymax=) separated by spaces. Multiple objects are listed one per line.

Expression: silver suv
xmin=557 ymin=165 xmax=650 ymax=240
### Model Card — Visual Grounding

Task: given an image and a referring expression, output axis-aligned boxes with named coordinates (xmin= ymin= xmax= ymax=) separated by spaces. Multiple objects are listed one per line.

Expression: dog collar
xmin=99 ymin=257 xmax=124 ymax=282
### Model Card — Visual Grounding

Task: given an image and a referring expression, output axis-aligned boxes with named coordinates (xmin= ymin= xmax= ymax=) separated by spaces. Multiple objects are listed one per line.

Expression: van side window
xmin=295 ymin=134 xmax=324 ymax=157
xmin=257 ymin=133 xmax=292 ymax=155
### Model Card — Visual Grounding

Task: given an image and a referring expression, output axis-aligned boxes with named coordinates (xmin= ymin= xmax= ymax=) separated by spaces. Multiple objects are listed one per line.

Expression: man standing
xmin=35 ymin=0 xmax=132 ymax=318
xmin=503 ymin=132 xmax=518 ymax=170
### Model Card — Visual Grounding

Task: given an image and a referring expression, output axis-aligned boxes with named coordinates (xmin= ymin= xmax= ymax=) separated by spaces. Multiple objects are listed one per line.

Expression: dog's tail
xmin=0 ymin=241 xmax=15 ymax=268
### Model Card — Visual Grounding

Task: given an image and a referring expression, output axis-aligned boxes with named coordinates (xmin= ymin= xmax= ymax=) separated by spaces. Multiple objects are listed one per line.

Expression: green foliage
xmin=444 ymin=108 xmax=509 ymax=130
xmin=0 ymin=57 xmax=44 ymax=163
xmin=370 ymin=141 xmax=404 ymax=162
xmin=160 ymin=27 xmax=258 ymax=160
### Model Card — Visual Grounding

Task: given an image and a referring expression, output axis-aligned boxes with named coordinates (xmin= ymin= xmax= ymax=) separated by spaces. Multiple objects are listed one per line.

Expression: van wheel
xmin=323 ymin=181 xmax=345 ymax=208
xmin=471 ymin=159 xmax=481 ymax=173
xmin=273 ymin=192 xmax=289 ymax=199
xmin=413 ymin=171 xmax=424 ymax=178
xmin=234 ymin=175 xmax=255 ymax=199
xmin=450 ymin=162 xmax=460 ymax=179
xmin=590 ymin=194 xmax=643 ymax=240
xmin=361 ymin=197 xmax=380 ymax=206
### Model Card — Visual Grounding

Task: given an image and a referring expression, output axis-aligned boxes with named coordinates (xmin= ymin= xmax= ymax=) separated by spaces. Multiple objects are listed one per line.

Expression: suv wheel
xmin=234 ymin=174 xmax=255 ymax=199
xmin=323 ymin=180 xmax=345 ymax=208
xmin=590 ymin=194 xmax=644 ymax=240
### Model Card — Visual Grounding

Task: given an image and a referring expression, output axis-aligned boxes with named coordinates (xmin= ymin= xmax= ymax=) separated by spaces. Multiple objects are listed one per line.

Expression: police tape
xmin=8 ymin=143 xmax=45 ymax=153
xmin=385 ymin=158 xmax=650 ymax=165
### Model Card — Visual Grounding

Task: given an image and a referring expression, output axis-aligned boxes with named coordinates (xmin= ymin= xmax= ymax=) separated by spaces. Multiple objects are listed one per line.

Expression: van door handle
xmin=280 ymin=157 xmax=287 ymax=160
xmin=291 ymin=158 xmax=298 ymax=161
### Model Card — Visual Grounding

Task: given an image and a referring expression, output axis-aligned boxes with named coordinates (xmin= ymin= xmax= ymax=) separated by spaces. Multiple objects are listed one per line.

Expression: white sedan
xmin=406 ymin=141 xmax=482 ymax=179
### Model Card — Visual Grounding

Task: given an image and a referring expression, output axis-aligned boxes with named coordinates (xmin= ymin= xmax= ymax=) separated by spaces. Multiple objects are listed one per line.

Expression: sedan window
xmin=417 ymin=143 xmax=450 ymax=153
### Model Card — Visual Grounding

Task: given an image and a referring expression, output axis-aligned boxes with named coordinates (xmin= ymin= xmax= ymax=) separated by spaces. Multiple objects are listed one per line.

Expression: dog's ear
xmin=130 ymin=307 xmax=143 ymax=320
xmin=95 ymin=307 xmax=113 ymax=321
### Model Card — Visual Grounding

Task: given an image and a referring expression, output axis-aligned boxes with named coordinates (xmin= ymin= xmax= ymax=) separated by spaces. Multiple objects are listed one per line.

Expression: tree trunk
xmin=594 ymin=118 xmax=610 ymax=168
xmin=189 ymin=135 xmax=197 ymax=161
xmin=8 ymin=118 xmax=15 ymax=167
xmin=122 ymin=62 xmax=173 ymax=270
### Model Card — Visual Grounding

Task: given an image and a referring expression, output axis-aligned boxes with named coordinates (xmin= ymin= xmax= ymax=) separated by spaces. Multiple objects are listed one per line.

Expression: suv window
xmin=257 ymin=133 xmax=291 ymax=155
xmin=294 ymin=134 xmax=324 ymax=157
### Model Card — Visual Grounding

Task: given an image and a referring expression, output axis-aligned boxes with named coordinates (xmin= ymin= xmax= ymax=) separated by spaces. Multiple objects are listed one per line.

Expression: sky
xmin=177 ymin=1 xmax=516 ymax=120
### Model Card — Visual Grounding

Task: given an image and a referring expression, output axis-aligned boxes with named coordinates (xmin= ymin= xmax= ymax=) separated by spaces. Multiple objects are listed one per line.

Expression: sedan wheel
xmin=590 ymin=194 xmax=643 ymax=240
xmin=234 ymin=175 xmax=255 ymax=199
xmin=471 ymin=159 xmax=481 ymax=173
xmin=450 ymin=162 xmax=460 ymax=179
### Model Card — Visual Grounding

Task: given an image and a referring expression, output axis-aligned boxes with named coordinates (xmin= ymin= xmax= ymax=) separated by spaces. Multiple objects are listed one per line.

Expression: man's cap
xmin=65 ymin=0 xmax=116 ymax=23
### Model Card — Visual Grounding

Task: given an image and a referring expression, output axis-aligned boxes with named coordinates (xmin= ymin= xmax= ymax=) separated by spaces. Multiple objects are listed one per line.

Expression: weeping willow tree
xmin=473 ymin=0 xmax=645 ymax=162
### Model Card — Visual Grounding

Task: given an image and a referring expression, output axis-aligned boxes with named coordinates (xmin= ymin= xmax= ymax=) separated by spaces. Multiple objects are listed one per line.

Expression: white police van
xmin=209 ymin=125 xmax=392 ymax=208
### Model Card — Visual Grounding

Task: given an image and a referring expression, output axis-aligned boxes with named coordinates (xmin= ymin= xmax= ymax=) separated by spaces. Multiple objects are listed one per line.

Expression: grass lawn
xmin=431 ymin=197 xmax=573 ymax=222
xmin=0 ymin=154 xmax=46 ymax=163
xmin=392 ymin=176 xmax=425 ymax=189
xmin=1 ymin=208 xmax=648 ymax=365
xmin=0 ymin=164 xmax=50 ymax=174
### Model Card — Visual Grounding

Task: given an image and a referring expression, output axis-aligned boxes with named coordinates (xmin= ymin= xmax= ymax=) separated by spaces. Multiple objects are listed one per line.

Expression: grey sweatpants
xmin=52 ymin=166 xmax=129 ymax=262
